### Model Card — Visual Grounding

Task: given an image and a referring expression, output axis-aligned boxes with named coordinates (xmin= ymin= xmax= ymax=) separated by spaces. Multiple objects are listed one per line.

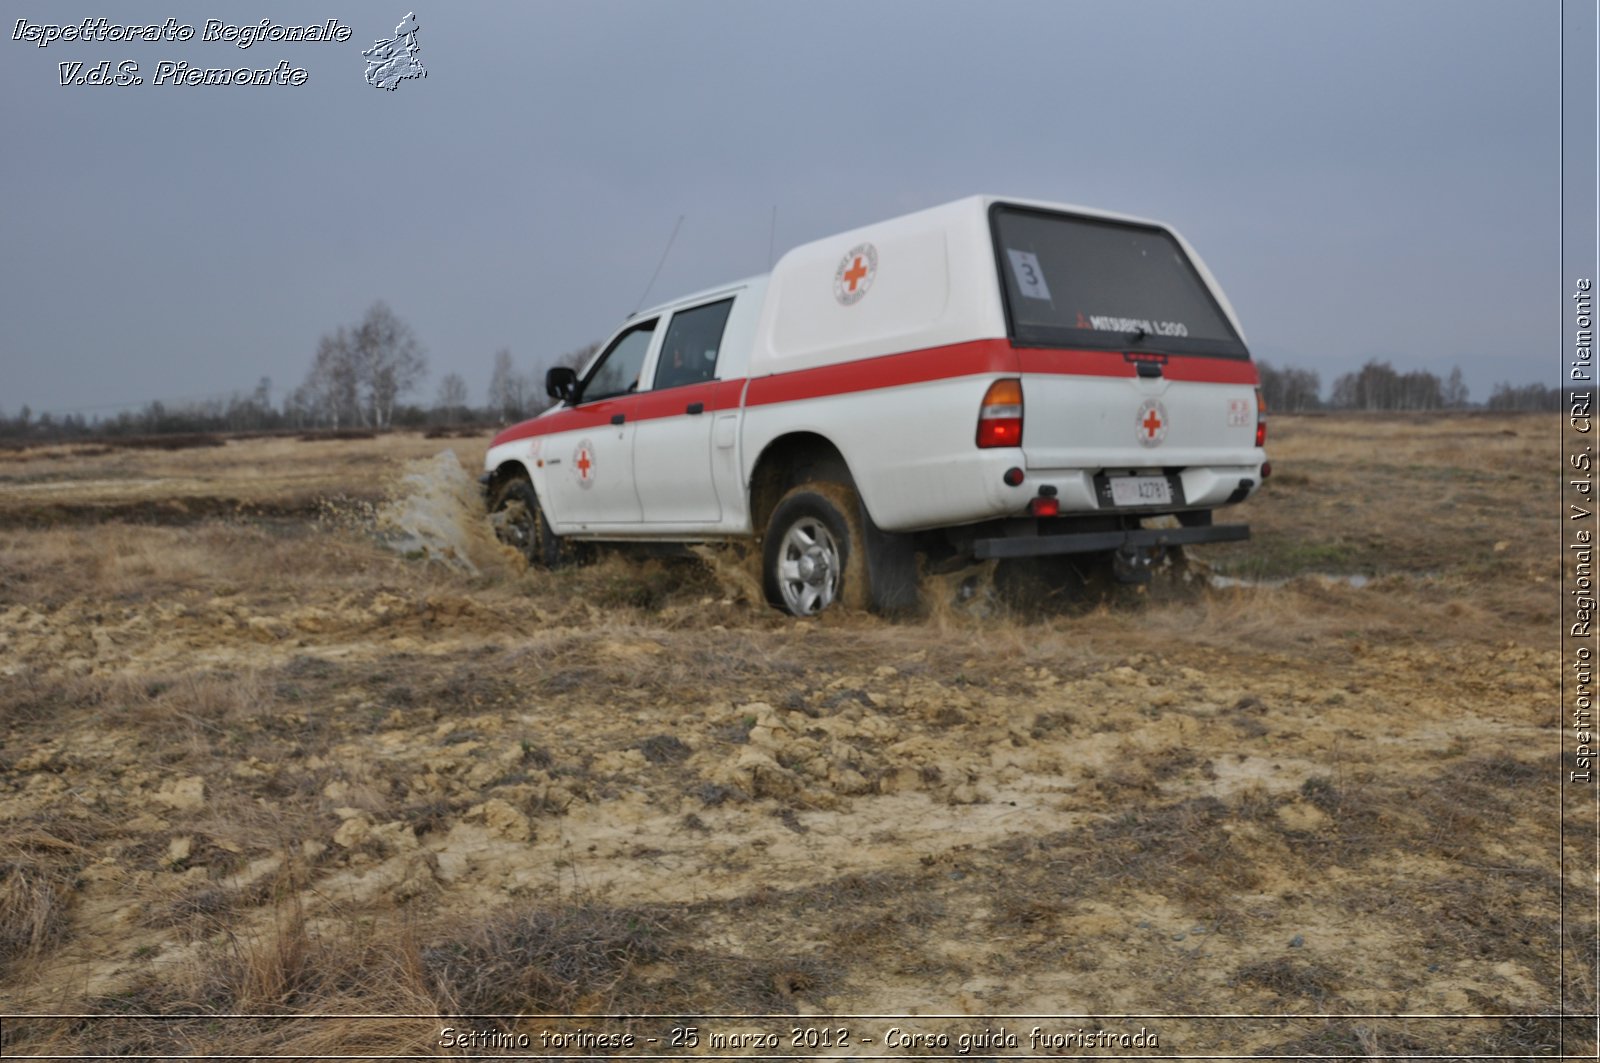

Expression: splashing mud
xmin=688 ymin=543 xmax=766 ymax=604
xmin=375 ymin=450 xmax=523 ymax=578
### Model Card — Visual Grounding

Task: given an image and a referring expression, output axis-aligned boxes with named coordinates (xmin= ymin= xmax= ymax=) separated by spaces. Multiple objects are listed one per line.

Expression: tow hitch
xmin=1112 ymin=542 xmax=1166 ymax=583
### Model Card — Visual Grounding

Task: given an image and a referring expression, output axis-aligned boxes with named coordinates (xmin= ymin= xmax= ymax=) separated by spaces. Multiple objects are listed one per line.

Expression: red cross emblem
xmin=1136 ymin=400 xmax=1168 ymax=448
xmin=833 ymin=242 xmax=877 ymax=305
xmin=573 ymin=439 xmax=596 ymax=487
xmin=843 ymin=256 xmax=868 ymax=292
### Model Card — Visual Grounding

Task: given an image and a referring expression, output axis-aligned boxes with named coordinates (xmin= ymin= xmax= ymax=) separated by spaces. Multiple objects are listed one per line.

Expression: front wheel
xmin=489 ymin=478 xmax=572 ymax=568
xmin=763 ymin=483 xmax=867 ymax=616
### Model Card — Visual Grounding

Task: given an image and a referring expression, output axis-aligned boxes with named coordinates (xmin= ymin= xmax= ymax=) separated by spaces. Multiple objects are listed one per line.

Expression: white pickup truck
xmin=483 ymin=195 xmax=1268 ymax=615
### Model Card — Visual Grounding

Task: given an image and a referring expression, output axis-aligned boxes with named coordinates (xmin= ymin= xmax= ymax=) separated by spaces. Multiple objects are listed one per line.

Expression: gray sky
xmin=0 ymin=0 xmax=1579 ymax=417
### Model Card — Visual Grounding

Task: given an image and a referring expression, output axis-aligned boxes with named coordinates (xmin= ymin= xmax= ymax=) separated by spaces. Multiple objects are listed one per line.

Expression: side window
xmin=652 ymin=299 xmax=734 ymax=391
xmin=580 ymin=319 xmax=656 ymax=403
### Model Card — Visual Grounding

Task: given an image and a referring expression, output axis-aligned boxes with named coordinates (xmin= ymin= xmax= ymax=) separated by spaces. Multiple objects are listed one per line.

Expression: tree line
xmin=2 ymin=303 xmax=601 ymax=442
xmin=1258 ymin=359 xmax=1563 ymax=413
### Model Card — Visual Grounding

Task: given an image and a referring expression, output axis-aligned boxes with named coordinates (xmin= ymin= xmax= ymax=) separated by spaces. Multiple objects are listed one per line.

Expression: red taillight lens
xmin=1028 ymin=497 xmax=1059 ymax=517
xmin=977 ymin=378 xmax=1023 ymax=448
xmin=979 ymin=419 xmax=1022 ymax=448
xmin=1255 ymin=387 xmax=1268 ymax=448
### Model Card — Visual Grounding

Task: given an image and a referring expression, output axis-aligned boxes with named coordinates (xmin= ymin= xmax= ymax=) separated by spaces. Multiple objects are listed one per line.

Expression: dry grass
xmin=0 ymin=416 xmax=1582 ymax=1057
xmin=1210 ymin=412 xmax=1551 ymax=581
xmin=422 ymin=900 xmax=676 ymax=1013
xmin=0 ymin=834 xmax=82 ymax=967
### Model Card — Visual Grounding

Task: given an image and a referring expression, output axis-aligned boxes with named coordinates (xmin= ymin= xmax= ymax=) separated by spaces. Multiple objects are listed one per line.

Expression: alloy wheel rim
xmin=777 ymin=516 xmax=840 ymax=615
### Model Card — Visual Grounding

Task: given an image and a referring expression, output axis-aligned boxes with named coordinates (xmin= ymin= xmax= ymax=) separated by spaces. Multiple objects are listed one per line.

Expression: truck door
xmin=541 ymin=319 xmax=656 ymax=528
xmin=631 ymin=297 xmax=735 ymax=525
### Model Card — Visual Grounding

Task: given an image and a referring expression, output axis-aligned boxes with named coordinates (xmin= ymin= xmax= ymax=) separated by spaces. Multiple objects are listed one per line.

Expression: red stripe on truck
xmin=490 ymin=380 xmax=739 ymax=448
xmin=490 ymin=340 xmax=1256 ymax=447
xmin=630 ymin=378 xmax=744 ymax=422
xmin=1014 ymin=346 xmax=1260 ymax=385
xmin=744 ymin=338 xmax=1020 ymax=406
xmin=491 ymin=395 xmax=634 ymax=447
xmin=744 ymin=340 xmax=1256 ymax=407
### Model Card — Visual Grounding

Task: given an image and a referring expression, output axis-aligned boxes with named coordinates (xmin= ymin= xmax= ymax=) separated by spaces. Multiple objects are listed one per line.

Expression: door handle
xmin=610 ymin=413 xmax=626 ymax=425
xmin=1136 ymin=361 xmax=1163 ymax=379
xmin=685 ymin=402 xmax=704 ymax=415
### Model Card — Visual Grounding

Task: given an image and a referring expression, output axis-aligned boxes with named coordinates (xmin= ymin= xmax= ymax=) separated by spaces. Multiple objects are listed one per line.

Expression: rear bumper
xmin=974 ymin=522 xmax=1249 ymax=560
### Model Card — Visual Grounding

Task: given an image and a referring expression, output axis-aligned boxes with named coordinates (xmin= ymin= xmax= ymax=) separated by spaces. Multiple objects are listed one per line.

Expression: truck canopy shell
xmin=745 ymin=195 xmax=1247 ymax=378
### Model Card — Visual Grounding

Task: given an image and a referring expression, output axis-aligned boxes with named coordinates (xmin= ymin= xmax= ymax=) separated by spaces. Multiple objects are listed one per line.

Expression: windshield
xmin=991 ymin=204 xmax=1248 ymax=358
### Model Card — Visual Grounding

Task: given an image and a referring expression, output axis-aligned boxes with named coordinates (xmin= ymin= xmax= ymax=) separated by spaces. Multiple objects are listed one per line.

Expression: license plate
xmin=1110 ymin=475 xmax=1172 ymax=506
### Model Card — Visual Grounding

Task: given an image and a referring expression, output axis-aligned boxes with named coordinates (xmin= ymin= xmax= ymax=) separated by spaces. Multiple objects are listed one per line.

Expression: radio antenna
xmin=634 ymin=214 xmax=684 ymax=315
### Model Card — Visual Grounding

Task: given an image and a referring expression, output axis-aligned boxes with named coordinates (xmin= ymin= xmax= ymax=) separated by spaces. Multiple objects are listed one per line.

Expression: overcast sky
xmin=0 ymin=0 xmax=1588 ymax=417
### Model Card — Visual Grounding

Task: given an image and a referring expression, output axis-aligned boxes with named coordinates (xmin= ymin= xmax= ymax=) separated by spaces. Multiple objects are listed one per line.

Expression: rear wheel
xmin=763 ymin=482 xmax=867 ymax=616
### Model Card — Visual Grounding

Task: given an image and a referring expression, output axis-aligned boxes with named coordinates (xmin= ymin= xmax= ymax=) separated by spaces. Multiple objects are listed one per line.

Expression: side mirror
xmin=546 ymin=365 xmax=577 ymax=403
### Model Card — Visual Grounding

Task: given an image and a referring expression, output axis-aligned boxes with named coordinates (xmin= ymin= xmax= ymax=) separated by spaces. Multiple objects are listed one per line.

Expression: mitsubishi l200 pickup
xmin=483 ymin=195 xmax=1268 ymax=616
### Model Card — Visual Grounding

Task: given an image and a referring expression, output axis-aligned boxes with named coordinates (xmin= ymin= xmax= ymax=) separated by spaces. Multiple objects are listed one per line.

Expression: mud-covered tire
xmin=763 ymin=482 xmax=869 ymax=617
xmin=490 ymin=478 xmax=572 ymax=568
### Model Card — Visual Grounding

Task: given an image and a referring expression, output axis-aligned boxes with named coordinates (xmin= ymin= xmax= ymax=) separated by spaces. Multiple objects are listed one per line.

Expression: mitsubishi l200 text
xmin=482 ymin=195 xmax=1268 ymax=616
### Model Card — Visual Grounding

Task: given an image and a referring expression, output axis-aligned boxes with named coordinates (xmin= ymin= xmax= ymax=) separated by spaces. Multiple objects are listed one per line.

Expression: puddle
xmin=1211 ymin=572 xmax=1371 ymax=590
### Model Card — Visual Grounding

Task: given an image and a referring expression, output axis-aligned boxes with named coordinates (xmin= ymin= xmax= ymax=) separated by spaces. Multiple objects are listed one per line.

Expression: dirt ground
xmin=0 ymin=414 xmax=1589 ymax=1058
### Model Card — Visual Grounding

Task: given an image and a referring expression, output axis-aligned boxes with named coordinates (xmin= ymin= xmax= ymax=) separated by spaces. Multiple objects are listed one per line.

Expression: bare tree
xmin=487 ymin=348 xmax=533 ymax=422
xmin=301 ymin=327 xmax=361 ymax=428
xmin=1328 ymin=360 xmax=1461 ymax=411
xmin=354 ymin=302 xmax=427 ymax=428
xmin=1257 ymin=361 xmax=1322 ymax=413
xmin=1280 ymin=367 xmax=1321 ymax=411
xmin=1357 ymin=361 xmax=1399 ymax=410
xmin=436 ymin=372 xmax=469 ymax=423
xmin=1330 ymin=360 xmax=1400 ymax=411
xmin=1488 ymin=381 xmax=1561 ymax=411
xmin=1329 ymin=370 xmax=1357 ymax=410
xmin=1398 ymin=369 xmax=1443 ymax=410
xmin=1257 ymin=361 xmax=1285 ymax=411
xmin=297 ymin=304 xmax=428 ymax=429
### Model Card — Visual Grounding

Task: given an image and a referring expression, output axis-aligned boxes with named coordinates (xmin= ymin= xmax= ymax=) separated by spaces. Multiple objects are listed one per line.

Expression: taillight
xmin=1255 ymin=387 xmax=1267 ymax=448
xmin=977 ymin=378 xmax=1023 ymax=448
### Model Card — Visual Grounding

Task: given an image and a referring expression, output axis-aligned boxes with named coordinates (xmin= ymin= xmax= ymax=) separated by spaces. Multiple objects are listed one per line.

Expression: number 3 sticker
xmin=1006 ymin=249 xmax=1052 ymax=301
